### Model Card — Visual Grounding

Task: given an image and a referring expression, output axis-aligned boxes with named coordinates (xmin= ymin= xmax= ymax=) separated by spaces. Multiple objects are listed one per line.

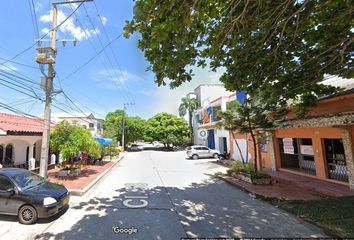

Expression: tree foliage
xmin=103 ymin=109 xmax=148 ymax=145
xmin=146 ymin=113 xmax=190 ymax=146
xmin=179 ymin=97 xmax=199 ymax=143
xmin=218 ymin=99 xmax=275 ymax=171
xmin=179 ymin=97 xmax=199 ymax=118
xmin=124 ymin=0 xmax=352 ymax=110
xmin=50 ymin=121 xmax=102 ymax=161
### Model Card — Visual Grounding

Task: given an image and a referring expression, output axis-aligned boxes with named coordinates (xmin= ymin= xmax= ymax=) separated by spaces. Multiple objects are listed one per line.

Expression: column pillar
xmin=312 ymin=137 xmax=327 ymax=179
xmin=268 ymin=131 xmax=277 ymax=171
xmin=29 ymin=144 xmax=34 ymax=159
xmin=341 ymin=127 xmax=354 ymax=189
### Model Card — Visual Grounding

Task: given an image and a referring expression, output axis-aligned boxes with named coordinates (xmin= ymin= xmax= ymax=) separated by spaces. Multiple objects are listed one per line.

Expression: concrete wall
xmin=214 ymin=128 xmax=230 ymax=153
xmin=0 ymin=135 xmax=42 ymax=165
xmin=195 ymin=85 xmax=234 ymax=107
xmin=57 ymin=117 xmax=103 ymax=137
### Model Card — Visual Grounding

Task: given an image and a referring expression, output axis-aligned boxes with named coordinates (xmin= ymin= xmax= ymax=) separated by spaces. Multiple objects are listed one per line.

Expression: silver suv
xmin=186 ymin=145 xmax=220 ymax=160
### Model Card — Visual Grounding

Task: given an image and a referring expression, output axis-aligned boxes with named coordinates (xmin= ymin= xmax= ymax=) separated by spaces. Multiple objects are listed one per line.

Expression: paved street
xmin=1 ymin=150 xmax=326 ymax=239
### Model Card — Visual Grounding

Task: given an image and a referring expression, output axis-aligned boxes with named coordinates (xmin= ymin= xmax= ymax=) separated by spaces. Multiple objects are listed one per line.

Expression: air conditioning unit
xmin=36 ymin=47 xmax=56 ymax=64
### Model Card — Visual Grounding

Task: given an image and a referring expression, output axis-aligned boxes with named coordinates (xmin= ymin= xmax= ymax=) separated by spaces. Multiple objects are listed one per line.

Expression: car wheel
xmin=18 ymin=205 xmax=38 ymax=224
xmin=213 ymin=153 xmax=219 ymax=159
xmin=192 ymin=154 xmax=199 ymax=160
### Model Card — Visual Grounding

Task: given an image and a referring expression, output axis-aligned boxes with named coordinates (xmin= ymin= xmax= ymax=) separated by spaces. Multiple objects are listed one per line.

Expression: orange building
xmin=229 ymin=88 xmax=354 ymax=189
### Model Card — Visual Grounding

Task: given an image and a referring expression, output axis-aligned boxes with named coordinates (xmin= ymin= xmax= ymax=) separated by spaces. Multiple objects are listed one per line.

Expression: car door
xmin=200 ymin=147 xmax=211 ymax=158
xmin=0 ymin=175 xmax=17 ymax=215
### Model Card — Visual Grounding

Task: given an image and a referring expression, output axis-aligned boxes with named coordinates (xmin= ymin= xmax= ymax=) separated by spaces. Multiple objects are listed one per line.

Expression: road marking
xmin=124 ymin=196 xmax=148 ymax=199
xmin=123 ymin=198 xmax=148 ymax=208
xmin=123 ymin=183 xmax=149 ymax=208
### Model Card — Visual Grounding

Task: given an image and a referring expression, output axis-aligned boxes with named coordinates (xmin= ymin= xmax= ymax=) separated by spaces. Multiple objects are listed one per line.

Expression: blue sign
xmin=236 ymin=91 xmax=247 ymax=104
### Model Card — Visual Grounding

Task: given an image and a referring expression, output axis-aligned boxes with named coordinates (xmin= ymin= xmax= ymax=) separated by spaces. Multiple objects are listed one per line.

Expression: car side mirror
xmin=6 ymin=188 xmax=15 ymax=195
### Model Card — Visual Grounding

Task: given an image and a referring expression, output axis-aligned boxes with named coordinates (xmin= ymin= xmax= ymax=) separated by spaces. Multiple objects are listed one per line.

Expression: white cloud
xmin=101 ymin=16 xmax=107 ymax=26
xmin=93 ymin=69 xmax=145 ymax=89
xmin=138 ymin=89 xmax=155 ymax=96
xmin=150 ymin=67 xmax=227 ymax=117
xmin=0 ymin=64 xmax=18 ymax=72
xmin=34 ymin=2 xmax=43 ymax=11
xmin=40 ymin=10 xmax=99 ymax=41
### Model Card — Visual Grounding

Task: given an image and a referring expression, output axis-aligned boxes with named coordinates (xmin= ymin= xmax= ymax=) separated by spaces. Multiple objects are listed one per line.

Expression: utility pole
xmin=121 ymin=103 xmax=134 ymax=150
xmin=38 ymin=0 xmax=92 ymax=178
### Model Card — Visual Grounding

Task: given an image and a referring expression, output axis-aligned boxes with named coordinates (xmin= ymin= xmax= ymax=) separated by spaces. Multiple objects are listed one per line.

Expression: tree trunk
xmin=231 ymin=132 xmax=246 ymax=164
xmin=246 ymin=110 xmax=258 ymax=173
xmin=250 ymin=130 xmax=258 ymax=173
xmin=188 ymin=109 xmax=193 ymax=144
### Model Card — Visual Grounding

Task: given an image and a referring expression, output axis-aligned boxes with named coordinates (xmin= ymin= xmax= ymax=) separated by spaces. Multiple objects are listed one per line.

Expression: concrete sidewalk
xmin=218 ymin=175 xmax=326 ymax=200
xmin=48 ymin=153 xmax=126 ymax=196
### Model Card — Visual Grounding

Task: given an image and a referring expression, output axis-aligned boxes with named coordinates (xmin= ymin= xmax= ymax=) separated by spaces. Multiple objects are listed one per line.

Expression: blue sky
xmin=0 ymin=0 xmax=224 ymax=120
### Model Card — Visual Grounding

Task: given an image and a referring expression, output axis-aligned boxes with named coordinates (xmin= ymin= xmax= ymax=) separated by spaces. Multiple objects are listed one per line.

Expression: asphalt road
xmin=1 ymin=150 xmax=326 ymax=239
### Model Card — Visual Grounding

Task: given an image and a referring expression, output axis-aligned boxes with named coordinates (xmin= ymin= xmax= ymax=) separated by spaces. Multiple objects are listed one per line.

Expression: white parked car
xmin=186 ymin=145 xmax=220 ymax=160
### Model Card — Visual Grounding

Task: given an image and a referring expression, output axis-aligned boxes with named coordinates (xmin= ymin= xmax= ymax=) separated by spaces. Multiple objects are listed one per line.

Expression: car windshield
xmin=11 ymin=171 xmax=45 ymax=190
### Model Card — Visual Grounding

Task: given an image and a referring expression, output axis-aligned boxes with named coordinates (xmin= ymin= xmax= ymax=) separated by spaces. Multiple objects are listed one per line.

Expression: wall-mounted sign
xmin=260 ymin=143 xmax=267 ymax=152
xmin=198 ymin=129 xmax=208 ymax=139
xmin=300 ymin=145 xmax=314 ymax=156
xmin=283 ymin=138 xmax=294 ymax=154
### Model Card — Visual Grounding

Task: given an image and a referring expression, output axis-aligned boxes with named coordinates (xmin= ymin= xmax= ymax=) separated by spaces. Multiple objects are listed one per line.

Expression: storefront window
xmin=324 ymin=139 xmax=348 ymax=182
xmin=278 ymin=138 xmax=316 ymax=175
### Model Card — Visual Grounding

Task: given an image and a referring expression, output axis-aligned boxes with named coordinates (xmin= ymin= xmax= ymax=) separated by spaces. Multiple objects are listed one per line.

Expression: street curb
xmin=69 ymin=152 xmax=126 ymax=196
xmin=216 ymin=175 xmax=263 ymax=199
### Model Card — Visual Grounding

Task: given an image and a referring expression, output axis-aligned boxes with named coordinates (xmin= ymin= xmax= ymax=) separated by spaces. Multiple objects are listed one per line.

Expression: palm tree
xmin=179 ymin=97 xmax=199 ymax=143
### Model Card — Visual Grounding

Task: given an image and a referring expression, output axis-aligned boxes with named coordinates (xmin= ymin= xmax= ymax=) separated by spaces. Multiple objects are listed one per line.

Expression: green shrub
xmin=229 ymin=161 xmax=245 ymax=173
xmin=243 ymin=162 xmax=255 ymax=174
xmin=228 ymin=161 xmax=261 ymax=175
xmin=251 ymin=171 xmax=271 ymax=179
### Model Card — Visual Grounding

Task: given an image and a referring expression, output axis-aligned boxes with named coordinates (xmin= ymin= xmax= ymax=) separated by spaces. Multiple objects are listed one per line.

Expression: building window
xmin=89 ymin=123 xmax=94 ymax=128
xmin=5 ymin=144 xmax=13 ymax=162
xmin=0 ymin=145 xmax=3 ymax=164
xmin=211 ymin=106 xmax=221 ymax=122
xmin=324 ymin=139 xmax=348 ymax=182
xmin=97 ymin=123 xmax=101 ymax=129
xmin=278 ymin=138 xmax=316 ymax=175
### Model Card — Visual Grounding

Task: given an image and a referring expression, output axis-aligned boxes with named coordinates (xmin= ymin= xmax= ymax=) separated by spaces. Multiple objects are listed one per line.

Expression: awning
xmin=94 ymin=137 xmax=113 ymax=146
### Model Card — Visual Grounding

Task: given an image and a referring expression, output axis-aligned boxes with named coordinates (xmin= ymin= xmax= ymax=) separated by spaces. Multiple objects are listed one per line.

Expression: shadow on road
xmin=34 ymin=178 xmax=324 ymax=239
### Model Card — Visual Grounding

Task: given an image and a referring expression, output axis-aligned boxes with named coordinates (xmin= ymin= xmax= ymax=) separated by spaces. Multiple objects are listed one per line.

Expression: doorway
xmin=324 ymin=139 xmax=348 ymax=182
xmin=207 ymin=130 xmax=215 ymax=149
xmin=0 ymin=145 xmax=3 ymax=164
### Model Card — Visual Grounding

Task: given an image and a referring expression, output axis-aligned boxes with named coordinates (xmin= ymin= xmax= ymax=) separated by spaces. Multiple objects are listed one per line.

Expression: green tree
xmin=50 ymin=121 xmax=102 ymax=162
xmin=103 ymin=109 xmax=148 ymax=145
xmin=178 ymin=97 xmax=199 ymax=143
xmin=218 ymin=100 xmax=274 ymax=172
xmin=124 ymin=0 xmax=351 ymax=111
xmin=125 ymin=116 xmax=148 ymax=143
xmin=146 ymin=113 xmax=190 ymax=147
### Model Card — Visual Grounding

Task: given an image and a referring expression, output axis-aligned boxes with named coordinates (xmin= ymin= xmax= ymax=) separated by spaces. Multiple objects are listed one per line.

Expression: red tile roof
xmin=0 ymin=113 xmax=44 ymax=134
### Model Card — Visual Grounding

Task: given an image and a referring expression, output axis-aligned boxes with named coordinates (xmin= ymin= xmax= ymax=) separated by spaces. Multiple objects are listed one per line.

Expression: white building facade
xmin=0 ymin=113 xmax=44 ymax=168
xmin=50 ymin=113 xmax=103 ymax=137
xmin=187 ymin=84 xmax=236 ymax=154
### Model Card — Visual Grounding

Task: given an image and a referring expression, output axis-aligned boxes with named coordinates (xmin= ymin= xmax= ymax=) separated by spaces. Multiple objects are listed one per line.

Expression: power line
xmin=81 ymin=7 xmax=133 ymax=104
xmin=0 ymin=1 xmax=87 ymax=66
xmin=92 ymin=1 xmax=136 ymax=105
xmin=61 ymin=33 xmax=123 ymax=81
xmin=0 ymin=57 xmax=39 ymax=70
xmin=82 ymin=4 xmax=135 ymax=104
xmin=64 ymin=5 xmax=131 ymax=103
xmin=0 ymin=77 xmax=42 ymax=101
xmin=0 ymin=101 xmax=41 ymax=119
xmin=52 ymin=100 xmax=94 ymax=124
xmin=28 ymin=0 xmax=40 ymax=40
